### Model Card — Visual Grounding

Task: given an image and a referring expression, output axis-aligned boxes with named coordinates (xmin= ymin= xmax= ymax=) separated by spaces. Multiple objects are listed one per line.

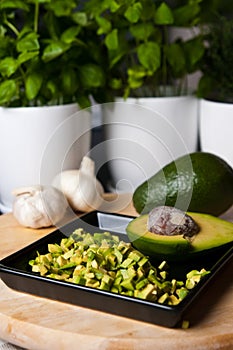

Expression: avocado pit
xmin=147 ymin=206 xmax=200 ymax=239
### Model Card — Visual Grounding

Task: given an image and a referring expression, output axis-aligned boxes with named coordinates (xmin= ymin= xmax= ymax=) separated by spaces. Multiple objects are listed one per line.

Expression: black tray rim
xmin=0 ymin=210 xmax=232 ymax=328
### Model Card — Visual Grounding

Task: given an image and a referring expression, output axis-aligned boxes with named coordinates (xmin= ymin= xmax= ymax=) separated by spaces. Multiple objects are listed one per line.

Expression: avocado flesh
xmin=126 ymin=212 xmax=233 ymax=261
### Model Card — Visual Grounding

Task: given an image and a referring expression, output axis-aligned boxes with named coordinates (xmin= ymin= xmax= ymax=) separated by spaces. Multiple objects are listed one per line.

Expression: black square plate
xmin=0 ymin=211 xmax=232 ymax=328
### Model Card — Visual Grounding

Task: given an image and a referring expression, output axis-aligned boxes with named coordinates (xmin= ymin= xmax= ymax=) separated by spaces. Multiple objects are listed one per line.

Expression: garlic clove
xmin=52 ymin=170 xmax=80 ymax=203
xmin=12 ymin=185 xmax=68 ymax=229
xmin=70 ymin=171 xmax=104 ymax=212
xmin=52 ymin=156 xmax=104 ymax=212
xmin=79 ymin=156 xmax=95 ymax=176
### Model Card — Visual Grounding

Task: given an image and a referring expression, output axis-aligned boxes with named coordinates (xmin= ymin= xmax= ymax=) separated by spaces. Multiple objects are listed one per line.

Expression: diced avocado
xmin=29 ymin=228 xmax=210 ymax=305
xmin=126 ymin=212 xmax=233 ymax=261
xmin=48 ymin=243 xmax=63 ymax=254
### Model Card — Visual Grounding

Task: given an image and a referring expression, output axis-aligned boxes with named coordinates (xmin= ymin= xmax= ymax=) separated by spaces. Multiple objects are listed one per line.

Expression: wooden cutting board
xmin=0 ymin=195 xmax=233 ymax=350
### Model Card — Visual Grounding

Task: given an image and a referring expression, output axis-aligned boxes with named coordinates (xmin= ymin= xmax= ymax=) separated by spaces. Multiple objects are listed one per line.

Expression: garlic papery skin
xmin=12 ymin=185 xmax=68 ymax=229
xmin=52 ymin=156 xmax=104 ymax=212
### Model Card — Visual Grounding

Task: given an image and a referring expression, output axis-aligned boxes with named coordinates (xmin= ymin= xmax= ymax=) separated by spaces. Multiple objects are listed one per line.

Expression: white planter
xmin=0 ymin=103 xmax=91 ymax=213
xmin=102 ymin=96 xmax=198 ymax=192
xmin=200 ymin=99 xmax=233 ymax=168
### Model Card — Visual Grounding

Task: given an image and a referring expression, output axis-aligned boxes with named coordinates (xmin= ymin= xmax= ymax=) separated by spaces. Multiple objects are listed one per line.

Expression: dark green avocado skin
xmin=133 ymin=152 xmax=233 ymax=216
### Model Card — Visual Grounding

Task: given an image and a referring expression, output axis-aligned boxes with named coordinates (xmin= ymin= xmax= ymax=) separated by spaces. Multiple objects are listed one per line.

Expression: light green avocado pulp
xmin=126 ymin=212 xmax=233 ymax=261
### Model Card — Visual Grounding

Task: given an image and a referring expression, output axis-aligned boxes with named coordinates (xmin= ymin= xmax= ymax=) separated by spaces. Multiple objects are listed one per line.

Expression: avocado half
xmin=126 ymin=212 xmax=233 ymax=261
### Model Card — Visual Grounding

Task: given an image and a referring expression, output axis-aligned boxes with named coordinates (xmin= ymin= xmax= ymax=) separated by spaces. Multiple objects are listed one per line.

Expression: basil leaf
xmin=79 ymin=64 xmax=105 ymax=88
xmin=124 ymin=3 xmax=142 ymax=23
xmin=61 ymin=26 xmax=81 ymax=44
xmin=16 ymin=32 xmax=40 ymax=53
xmin=130 ymin=23 xmax=155 ymax=41
xmin=137 ymin=42 xmax=161 ymax=73
xmin=173 ymin=4 xmax=200 ymax=26
xmin=0 ymin=79 xmax=17 ymax=105
xmin=46 ymin=0 xmax=76 ymax=17
xmin=72 ymin=12 xmax=88 ymax=26
xmin=105 ymin=29 xmax=118 ymax=50
xmin=0 ymin=0 xmax=29 ymax=11
xmin=165 ymin=43 xmax=186 ymax=75
xmin=155 ymin=2 xmax=174 ymax=25
xmin=26 ymin=72 xmax=43 ymax=100
xmin=61 ymin=68 xmax=78 ymax=94
xmin=96 ymin=16 xmax=112 ymax=35
xmin=18 ymin=51 xmax=39 ymax=64
xmin=183 ymin=37 xmax=205 ymax=71
xmin=42 ymin=41 xmax=70 ymax=62
xmin=0 ymin=57 xmax=18 ymax=77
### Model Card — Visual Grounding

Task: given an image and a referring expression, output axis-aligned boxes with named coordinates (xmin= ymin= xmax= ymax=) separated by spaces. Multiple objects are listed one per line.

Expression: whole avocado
xmin=133 ymin=152 xmax=233 ymax=216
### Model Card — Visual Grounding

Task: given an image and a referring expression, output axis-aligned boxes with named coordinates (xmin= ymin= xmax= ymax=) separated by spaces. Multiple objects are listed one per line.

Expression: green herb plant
xmin=0 ymin=0 xmax=105 ymax=108
xmin=85 ymin=0 xmax=205 ymax=100
xmin=197 ymin=15 xmax=233 ymax=103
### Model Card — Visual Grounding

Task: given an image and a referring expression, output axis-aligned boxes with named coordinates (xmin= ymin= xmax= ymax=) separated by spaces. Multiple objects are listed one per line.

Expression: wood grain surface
xmin=0 ymin=195 xmax=233 ymax=350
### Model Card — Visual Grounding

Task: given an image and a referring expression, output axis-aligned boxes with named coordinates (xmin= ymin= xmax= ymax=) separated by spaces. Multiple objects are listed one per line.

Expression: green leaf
xmin=108 ymin=49 xmax=125 ymax=68
xmin=46 ymin=0 xmax=76 ymax=17
xmin=173 ymin=4 xmax=200 ymax=26
xmin=109 ymin=78 xmax=122 ymax=90
xmin=72 ymin=12 xmax=88 ymax=26
xmin=105 ymin=29 xmax=118 ymax=50
xmin=183 ymin=37 xmax=205 ymax=70
xmin=137 ymin=42 xmax=161 ymax=72
xmin=109 ymin=0 xmax=120 ymax=12
xmin=0 ymin=37 xmax=11 ymax=59
xmin=0 ymin=0 xmax=29 ymax=11
xmin=124 ymin=3 xmax=142 ymax=23
xmin=61 ymin=67 xmax=78 ymax=94
xmin=79 ymin=64 xmax=105 ymax=88
xmin=165 ymin=43 xmax=186 ymax=74
xmin=155 ymin=2 xmax=174 ymax=25
xmin=42 ymin=41 xmax=70 ymax=62
xmin=17 ymin=51 xmax=39 ymax=64
xmin=61 ymin=26 xmax=80 ymax=44
xmin=76 ymin=95 xmax=91 ymax=109
xmin=46 ymin=80 xmax=58 ymax=97
xmin=130 ymin=23 xmax=155 ymax=41
xmin=0 ymin=57 xmax=18 ymax=77
xmin=127 ymin=66 xmax=147 ymax=89
xmin=0 ymin=79 xmax=17 ymax=105
xmin=0 ymin=25 xmax=7 ymax=37
xmin=128 ymin=75 xmax=143 ymax=89
xmin=128 ymin=66 xmax=147 ymax=79
xmin=16 ymin=32 xmax=40 ymax=53
xmin=96 ymin=16 xmax=112 ymax=35
xmin=197 ymin=75 xmax=214 ymax=98
xmin=25 ymin=72 xmax=43 ymax=100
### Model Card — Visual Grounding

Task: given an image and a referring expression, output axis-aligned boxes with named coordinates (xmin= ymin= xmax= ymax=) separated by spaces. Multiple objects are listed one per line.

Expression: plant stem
xmin=4 ymin=16 xmax=19 ymax=37
xmin=162 ymin=25 xmax=168 ymax=96
xmin=34 ymin=1 xmax=39 ymax=33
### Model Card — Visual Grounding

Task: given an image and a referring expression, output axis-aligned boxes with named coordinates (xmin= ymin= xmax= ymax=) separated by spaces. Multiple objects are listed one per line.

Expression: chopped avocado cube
xmin=120 ymin=278 xmax=135 ymax=291
xmin=136 ymin=278 xmax=148 ymax=290
xmin=48 ymin=244 xmax=63 ymax=254
xmin=137 ymin=284 xmax=155 ymax=300
xmin=158 ymin=292 xmax=169 ymax=304
xmin=121 ymin=258 xmax=133 ymax=268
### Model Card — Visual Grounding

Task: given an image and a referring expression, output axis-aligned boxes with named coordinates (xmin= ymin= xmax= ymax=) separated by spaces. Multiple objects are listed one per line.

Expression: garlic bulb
xmin=52 ymin=156 xmax=104 ymax=212
xmin=12 ymin=185 xmax=68 ymax=229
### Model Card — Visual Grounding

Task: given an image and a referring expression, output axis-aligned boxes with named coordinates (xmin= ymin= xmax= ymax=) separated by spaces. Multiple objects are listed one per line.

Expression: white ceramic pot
xmin=102 ymin=96 xmax=198 ymax=192
xmin=199 ymin=99 xmax=233 ymax=168
xmin=0 ymin=103 xmax=91 ymax=213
